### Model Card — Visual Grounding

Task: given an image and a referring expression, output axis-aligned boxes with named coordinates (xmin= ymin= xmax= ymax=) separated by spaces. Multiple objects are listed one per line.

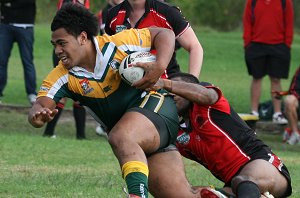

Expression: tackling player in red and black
xmin=152 ymin=72 xmax=292 ymax=198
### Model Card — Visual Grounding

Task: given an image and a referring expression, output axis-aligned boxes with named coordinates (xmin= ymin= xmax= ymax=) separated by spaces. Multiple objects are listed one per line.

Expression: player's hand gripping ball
xmin=119 ymin=51 xmax=156 ymax=85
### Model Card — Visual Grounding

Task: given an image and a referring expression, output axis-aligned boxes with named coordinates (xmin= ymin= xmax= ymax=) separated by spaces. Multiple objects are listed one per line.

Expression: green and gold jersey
xmin=38 ymin=28 xmax=152 ymax=130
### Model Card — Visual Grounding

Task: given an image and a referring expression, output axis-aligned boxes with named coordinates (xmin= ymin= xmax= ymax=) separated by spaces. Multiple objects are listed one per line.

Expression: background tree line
xmin=37 ymin=0 xmax=300 ymax=32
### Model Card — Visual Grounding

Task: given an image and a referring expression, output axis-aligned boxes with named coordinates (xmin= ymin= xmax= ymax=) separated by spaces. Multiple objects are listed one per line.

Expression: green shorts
xmin=128 ymin=91 xmax=179 ymax=151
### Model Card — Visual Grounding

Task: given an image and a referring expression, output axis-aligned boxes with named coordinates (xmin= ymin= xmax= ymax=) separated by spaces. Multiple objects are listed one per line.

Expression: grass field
xmin=1 ymin=108 xmax=300 ymax=197
xmin=0 ymin=24 xmax=300 ymax=197
xmin=0 ymin=108 xmax=300 ymax=197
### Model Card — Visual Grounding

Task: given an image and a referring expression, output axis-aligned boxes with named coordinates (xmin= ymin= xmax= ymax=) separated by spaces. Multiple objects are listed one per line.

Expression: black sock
xmin=236 ymin=181 xmax=260 ymax=198
xmin=43 ymin=104 xmax=64 ymax=136
xmin=73 ymin=103 xmax=86 ymax=139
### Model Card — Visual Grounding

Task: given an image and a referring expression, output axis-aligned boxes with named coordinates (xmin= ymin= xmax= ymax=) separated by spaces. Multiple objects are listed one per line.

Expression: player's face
xmin=171 ymin=77 xmax=191 ymax=116
xmin=173 ymin=94 xmax=190 ymax=116
xmin=51 ymin=28 xmax=83 ymax=69
xmin=128 ymin=0 xmax=146 ymax=5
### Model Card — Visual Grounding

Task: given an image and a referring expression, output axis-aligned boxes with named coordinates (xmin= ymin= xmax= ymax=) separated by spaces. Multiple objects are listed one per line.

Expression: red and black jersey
xmin=176 ymin=83 xmax=285 ymax=184
xmin=105 ymin=0 xmax=190 ymax=77
xmin=289 ymin=66 xmax=300 ymax=100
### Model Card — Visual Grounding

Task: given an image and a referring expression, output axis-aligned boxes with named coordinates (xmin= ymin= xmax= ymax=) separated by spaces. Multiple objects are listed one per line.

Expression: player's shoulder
xmin=100 ymin=28 xmax=147 ymax=41
xmin=49 ymin=63 xmax=70 ymax=79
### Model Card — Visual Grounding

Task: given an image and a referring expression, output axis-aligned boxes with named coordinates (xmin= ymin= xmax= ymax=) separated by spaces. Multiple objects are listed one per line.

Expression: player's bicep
xmin=176 ymin=27 xmax=198 ymax=51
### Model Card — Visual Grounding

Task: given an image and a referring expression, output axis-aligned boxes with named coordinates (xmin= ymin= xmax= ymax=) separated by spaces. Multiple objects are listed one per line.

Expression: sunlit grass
xmin=0 ymin=110 xmax=299 ymax=197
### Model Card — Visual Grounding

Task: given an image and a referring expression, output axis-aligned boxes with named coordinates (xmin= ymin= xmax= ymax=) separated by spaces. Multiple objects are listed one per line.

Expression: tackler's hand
xmin=132 ymin=61 xmax=164 ymax=90
xmin=146 ymin=78 xmax=165 ymax=92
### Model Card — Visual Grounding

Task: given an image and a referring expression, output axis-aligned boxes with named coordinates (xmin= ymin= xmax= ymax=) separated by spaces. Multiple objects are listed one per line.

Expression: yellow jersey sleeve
xmin=37 ymin=64 xmax=69 ymax=101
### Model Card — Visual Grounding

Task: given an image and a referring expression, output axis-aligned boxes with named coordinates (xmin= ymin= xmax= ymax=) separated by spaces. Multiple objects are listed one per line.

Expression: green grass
xmin=1 ymin=24 xmax=300 ymax=197
xmin=0 ymin=109 xmax=300 ymax=197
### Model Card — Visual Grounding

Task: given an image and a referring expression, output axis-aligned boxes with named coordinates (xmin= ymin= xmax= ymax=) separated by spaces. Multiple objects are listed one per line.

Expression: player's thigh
xmin=147 ymin=150 xmax=198 ymax=198
xmin=238 ymin=159 xmax=288 ymax=195
xmin=109 ymin=111 xmax=160 ymax=153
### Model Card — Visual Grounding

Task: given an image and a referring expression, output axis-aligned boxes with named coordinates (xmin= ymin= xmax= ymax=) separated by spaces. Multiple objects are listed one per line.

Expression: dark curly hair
xmin=51 ymin=3 xmax=98 ymax=40
xmin=168 ymin=72 xmax=200 ymax=84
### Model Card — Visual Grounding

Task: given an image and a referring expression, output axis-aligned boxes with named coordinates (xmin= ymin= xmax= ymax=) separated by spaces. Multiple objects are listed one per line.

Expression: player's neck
xmin=128 ymin=1 xmax=145 ymax=27
xmin=80 ymin=42 xmax=96 ymax=72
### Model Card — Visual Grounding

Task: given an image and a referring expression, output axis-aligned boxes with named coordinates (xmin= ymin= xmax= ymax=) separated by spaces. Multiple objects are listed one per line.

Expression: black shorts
xmin=224 ymin=146 xmax=292 ymax=197
xmin=245 ymin=42 xmax=291 ymax=79
xmin=127 ymin=92 xmax=179 ymax=152
xmin=252 ymin=149 xmax=292 ymax=197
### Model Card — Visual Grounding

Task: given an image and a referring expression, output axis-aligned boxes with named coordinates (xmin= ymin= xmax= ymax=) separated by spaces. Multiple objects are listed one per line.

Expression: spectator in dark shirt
xmin=0 ymin=0 xmax=37 ymax=105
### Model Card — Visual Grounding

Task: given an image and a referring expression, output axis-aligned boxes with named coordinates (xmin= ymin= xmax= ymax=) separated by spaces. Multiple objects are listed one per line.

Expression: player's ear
xmin=78 ymin=31 xmax=88 ymax=45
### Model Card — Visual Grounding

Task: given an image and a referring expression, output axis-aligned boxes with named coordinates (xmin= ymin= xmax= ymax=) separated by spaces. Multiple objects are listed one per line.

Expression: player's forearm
xmin=188 ymin=44 xmax=203 ymax=77
xmin=161 ymin=79 xmax=217 ymax=105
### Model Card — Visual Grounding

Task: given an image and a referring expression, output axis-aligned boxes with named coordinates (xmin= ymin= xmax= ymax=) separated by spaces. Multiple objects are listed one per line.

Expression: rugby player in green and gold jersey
xmin=28 ymin=3 xmax=222 ymax=198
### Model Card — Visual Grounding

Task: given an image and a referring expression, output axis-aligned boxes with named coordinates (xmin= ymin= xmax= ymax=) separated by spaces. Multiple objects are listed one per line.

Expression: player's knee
xmin=270 ymin=77 xmax=280 ymax=84
xmin=107 ymin=127 xmax=135 ymax=151
xmin=107 ymin=130 xmax=123 ymax=148
xmin=285 ymin=95 xmax=298 ymax=110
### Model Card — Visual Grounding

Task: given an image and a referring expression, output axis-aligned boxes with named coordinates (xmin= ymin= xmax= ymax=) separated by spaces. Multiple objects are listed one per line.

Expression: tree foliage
xmin=37 ymin=0 xmax=300 ymax=32
xmin=170 ymin=0 xmax=300 ymax=32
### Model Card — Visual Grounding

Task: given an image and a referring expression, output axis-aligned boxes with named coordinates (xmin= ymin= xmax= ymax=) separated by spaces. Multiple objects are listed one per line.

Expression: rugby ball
xmin=119 ymin=52 xmax=156 ymax=85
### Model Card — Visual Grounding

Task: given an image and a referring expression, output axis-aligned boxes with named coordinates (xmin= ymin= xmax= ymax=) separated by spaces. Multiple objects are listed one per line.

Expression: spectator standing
xmin=105 ymin=0 xmax=203 ymax=78
xmin=243 ymin=0 xmax=294 ymax=124
xmin=0 ymin=0 xmax=37 ymax=105
xmin=284 ymin=66 xmax=300 ymax=145
xmin=43 ymin=0 xmax=90 ymax=140
xmin=152 ymin=72 xmax=292 ymax=198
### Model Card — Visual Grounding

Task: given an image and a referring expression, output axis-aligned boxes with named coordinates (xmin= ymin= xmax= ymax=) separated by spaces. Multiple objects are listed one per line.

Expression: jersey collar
xmin=92 ymin=37 xmax=105 ymax=79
